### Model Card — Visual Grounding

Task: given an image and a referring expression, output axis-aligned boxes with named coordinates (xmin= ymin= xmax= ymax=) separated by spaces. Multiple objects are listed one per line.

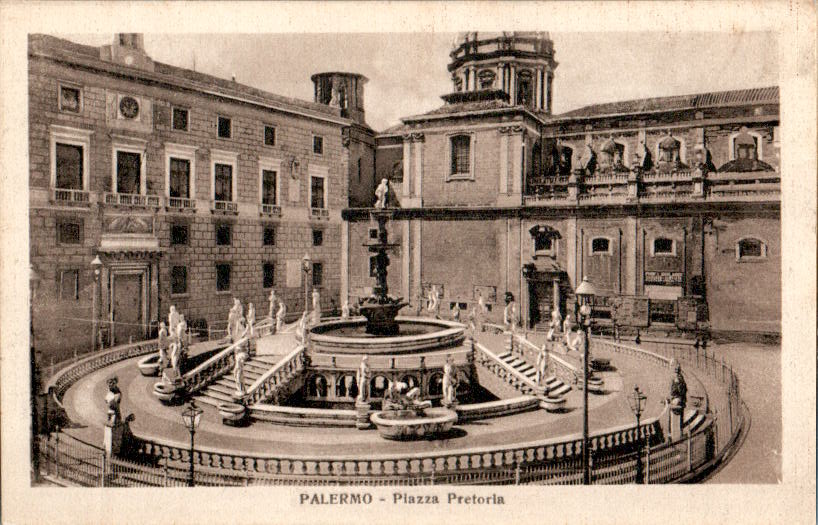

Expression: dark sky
xmin=64 ymin=32 xmax=778 ymax=131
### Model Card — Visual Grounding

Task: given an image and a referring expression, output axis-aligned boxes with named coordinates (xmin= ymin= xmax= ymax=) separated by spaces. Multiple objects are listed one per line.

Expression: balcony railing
xmin=167 ymin=196 xmax=196 ymax=210
xmin=212 ymin=200 xmax=238 ymax=213
xmin=260 ymin=203 xmax=282 ymax=217
xmin=52 ymin=188 xmax=90 ymax=205
xmin=310 ymin=207 xmax=329 ymax=220
xmin=104 ymin=192 xmax=161 ymax=207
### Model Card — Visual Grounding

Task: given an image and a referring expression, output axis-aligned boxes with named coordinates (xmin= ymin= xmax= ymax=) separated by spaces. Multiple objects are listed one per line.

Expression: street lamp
xmin=90 ymin=255 xmax=103 ymax=350
xmin=627 ymin=385 xmax=647 ymax=484
xmin=574 ymin=276 xmax=596 ymax=484
xmin=29 ymin=265 xmax=41 ymax=482
xmin=181 ymin=400 xmax=203 ymax=487
xmin=301 ymin=253 xmax=312 ymax=315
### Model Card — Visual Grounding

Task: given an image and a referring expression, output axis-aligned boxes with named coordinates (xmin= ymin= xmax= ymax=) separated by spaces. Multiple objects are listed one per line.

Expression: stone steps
xmin=194 ymin=354 xmax=282 ymax=407
xmin=497 ymin=350 xmax=572 ymax=397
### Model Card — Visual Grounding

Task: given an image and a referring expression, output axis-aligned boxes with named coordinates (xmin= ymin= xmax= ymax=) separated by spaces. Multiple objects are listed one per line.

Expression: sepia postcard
xmin=1 ymin=1 xmax=815 ymax=524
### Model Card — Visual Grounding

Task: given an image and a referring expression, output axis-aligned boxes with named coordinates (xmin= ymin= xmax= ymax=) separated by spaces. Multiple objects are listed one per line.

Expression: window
xmin=313 ymin=136 xmax=323 ymax=155
xmin=516 ymin=71 xmax=533 ymax=106
xmin=263 ymin=262 xmax=275 ymax=288
xmin=59 ymin=269 xmax=79 ymax=300
xmin=214 ymin=163 xmax=233 ymax=201
xmin=217 ymin=116 xmax=232 ymax=138
xmin=652 ymin=238 xmax=675 ymax=256
xmin=59 ymin=85 xmax=81 ymax=113
xmin=312 ymin=262 xmax=323 ymax=287
xmin=169 ymin=158 xmax=190 ymax=199
xmin=263 ymin=227 xmax=276 ymax=246
xmin=170 ymin=223 xmax=188 ymax=245
xmin=534 ymin=237 xmax=552 ymax=253
xmin=172 ymin=107 xmax=189 ymax=131
xmin=171 ymin=266 xmax=188 ymax=295
xmin=264 ymin=125 xmax=276 ymax=146
xmin=369 ymin=228 xmax=378 ymax=240
xmin=737 ymin=238 xmax=767 ymax=261
xmin=657 ymin=136 xmax=682 ymax=164
xmin=732 ymin=129 xmax=762 ymax=161
xmin=451 ymin=135 xmax=470 ymax=175
xmin=216 ymin=263 xmax=231 ymax=291
xmin=600 ymin=140 xmax=626 ymax=170
xmin=312 ymin=229 xmax=323 ymax=246
xmin=170 ymin=224 xmax=188 ymax=245
xmin=116 ymin=150 xmax=142 ymax=194
xmin=261 ymin=170 xmax=277 ymax=205
xmin=215 ymin=222 xmax=232 ymax=246
xmin=590 ymin=237 xmax=611 ymax=255
xmin=55 ymin=143 xmax=84 ymax=190
xmin=369 ymin=256 xmax=378 ymax=277
xmin=57 ymin=220 xmax=82 ymax=245
xmin=310 ymin=175 xmax=326 ymax=209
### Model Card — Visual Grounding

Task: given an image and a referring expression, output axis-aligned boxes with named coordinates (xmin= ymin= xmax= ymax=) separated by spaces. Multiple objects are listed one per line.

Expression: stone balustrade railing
xmin=473 ymin=341 xmax=543 ymax=395
xmin=590 ymin=337 xmax=673 ymax=369
xmin=182 ymin=338 xmax=245 ymax=394
xmin=242 ymin=345 xmax=306 ymax=406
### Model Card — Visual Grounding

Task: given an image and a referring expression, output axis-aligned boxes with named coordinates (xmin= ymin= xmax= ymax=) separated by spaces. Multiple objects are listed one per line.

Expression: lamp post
xmin=628 ymin=385 xmax=647 ymax=484
xmin=574 ymin=276 xmax=596 ymax=484
xmin=29 ymin=265 xmax=41 ymax=483
xmin=181 ymin=400 xmax=203 ymax=487
xmin=90 ymin=255 xmax=103 ymax=351
xmin=301 ymin=253 xmax=312 ymax=315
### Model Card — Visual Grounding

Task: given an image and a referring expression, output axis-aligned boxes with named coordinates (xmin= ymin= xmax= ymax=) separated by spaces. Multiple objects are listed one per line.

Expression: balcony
xmin=259 ymin=203 xmax=282 ymax=217
xmin=104 ymin=192 xmax=161 ymax=208
xmin=212 ymin=200 xmax=238 ymax=214
xmin=52 ymin=188 xmax=90 ymax=206
xmin=166 ymin=197 xmax=196 ymax=211
xmin=310 ymin=207 xmax=330 ymax=220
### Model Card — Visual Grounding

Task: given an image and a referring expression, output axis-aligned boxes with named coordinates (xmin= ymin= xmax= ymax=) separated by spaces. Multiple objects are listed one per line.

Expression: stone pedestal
xmin=355 ymin=401 xmax=373 ymax=430
xmin=670 ymin=399 xmax=685 ymax=441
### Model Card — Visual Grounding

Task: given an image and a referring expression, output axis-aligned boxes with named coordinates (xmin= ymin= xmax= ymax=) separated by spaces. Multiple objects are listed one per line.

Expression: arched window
xmin=400 ymin=375 xmax=419 ymax=391
xmin=307 ymin=374 xmax=328 ymax=398
xmin=658 ymin=136 xmax=681 ymax=163
xmin=370 ymin=375 xmax=389 ymax=398
xmin=557 ymin=145 xmax=573 ymax=176
xmin=600 ymin=140 xmax=627 ymax=171
xmin=336 ymin=374 xmax=357 ymax=398
xmin=516 ymin=70 xmax=533 ymax=107
xmin=478 ymin=69 xmax=496 ymax=89
xmin=449 ymin=134 xmax=472 ymax=179
xmin=428 ymin=373 xmax=444 ymax=396
xmin=736 ymin=238 xmax=767 ymax=261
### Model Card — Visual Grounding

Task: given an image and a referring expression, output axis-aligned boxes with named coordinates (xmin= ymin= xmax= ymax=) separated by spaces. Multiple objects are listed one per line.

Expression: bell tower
xmin=311 ymin=72 xmax=369 ymax=126
xmin=101 ymin=33 xmax=154 ymax=72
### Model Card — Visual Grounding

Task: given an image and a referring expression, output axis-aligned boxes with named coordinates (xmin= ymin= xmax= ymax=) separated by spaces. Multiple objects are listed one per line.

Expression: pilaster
xmin=341 ymin=219 xmax=349 ymax=302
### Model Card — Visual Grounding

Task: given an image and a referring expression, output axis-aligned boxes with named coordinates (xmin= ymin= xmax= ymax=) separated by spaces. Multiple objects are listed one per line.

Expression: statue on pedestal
xmin=547 ymin=309 xmax=562 ymax=341
xmin=670 ymin=362 xmax=688 ymax=410
xmin=227 ymin=299 xmax=241 ymax=341
xmin=247 ymin=303 xmax=256 ymax=338
xmin=105 ymin=376 xmax=122 ymax=426
xmin=103 ymin=376 xmax=136 ymax=458
xmin=341 ymin=299 xmax=351 ymax=319
xmin=168 ymin=305 xmax=180 ymax=336
xmin=356 ymin=356 xmax=371 ymax=403
xmin=536 ymin=344 xmax=549 ymax=385
xmin=157 ymin=322 xmax=169 ymax=369
xmin=176 ymin=314 xmax=188 ymax=352
xmin=275 ymin=300 xmax=287 ymax=332
xmin=170 ymin=341 xmax=182 ymax=374
xmin=374 ymin=178 xmax=389 ymax=209
xmin=234 ymin=352 xmax=248 ymax=396
xmin=450 ymin=302 xmax=461 ymax=322
xmin=442 ymin=355 xmax=457 ymax=406
xmin=311 ymin=288 xmax=321 ymax=325
xmin=298 ymin=311 xmax=309 ymax=344
xmin=563 ymin=314 xmax=575 ymax=344
xmin=268 ymin=289 xmax=277 ymax=320
xmin=426 ymin=285 xmax=440 ymax=318
xmin=504 ymin=295 xmax=517 ymax=332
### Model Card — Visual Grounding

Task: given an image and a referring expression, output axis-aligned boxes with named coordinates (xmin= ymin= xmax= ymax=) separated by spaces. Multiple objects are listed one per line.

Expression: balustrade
xmin=104 ymin=192 xmax=161 ymax=207
xmin=182 ymin=338 xmax=245 ymax=394
xmin=52 ymin=188 xmax=90 ymax=204
xmin=212 ymin=200 xmax=238 ymax=213
xmin=167 ymin=196 xmax=196 ymax=210
xmin=243 ymin=345 xmax=306 ymax=405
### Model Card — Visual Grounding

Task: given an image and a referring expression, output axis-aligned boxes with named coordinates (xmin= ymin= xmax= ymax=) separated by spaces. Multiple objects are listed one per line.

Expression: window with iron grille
xmin=217 ymin=116 xmax=232 ymax=138
xmin=215 ymin=222 xmax=232 ymax=246
xmin=737 ymin=238 xmax=766 ymax=260
xmin=263 ymin=227 xmax=275 ymax=246
xmin=313 ymin=136 xmax=323 ymax=155
xmin=264 ymin=125 xmax=276 ymax=146
xmin=216 ymin=263 xmax=231 ymax=291
xmin=653 ymin=238 xmax=674 ymax=255
xmin=263 ymin=262 xmax=275 ymax=288
xmin=450 ymin=135 xmax=470 ymax=175
xmin=172 ymin=107 xmax=189 ymax=131
xmin=171 ymin=265 xmax=188 ymax=295
xmin=311 ymin=176 xmax=325 ymax=209
xmin=214 ymin=163 xmax=233 ymax=201
xmin=312 ymin=262 xmax=323 ymax=287
xmin=169 ymin=158 xmax=190 ymax=199
xmin=591 ymin=237 xmax=610 ymax=254
xmin=262 ymin=170 xmax=277 ymax=205
xmin=312 ymin=229 xmax=323 ymax=246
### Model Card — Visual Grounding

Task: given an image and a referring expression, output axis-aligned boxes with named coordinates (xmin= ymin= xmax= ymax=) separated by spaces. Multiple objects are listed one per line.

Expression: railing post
xmin=687 ymin=431 xmax=693 ymax=472
xmin=54 ymin=431 xmax=60 ymax=478
xmin=101 ymin=452 xmax=107 ymax=487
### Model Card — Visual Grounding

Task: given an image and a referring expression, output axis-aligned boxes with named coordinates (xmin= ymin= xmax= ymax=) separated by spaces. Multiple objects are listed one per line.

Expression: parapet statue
xmin=246 ymin=303 xmax=256 ymax=338
xmin=374 ymin=178 xmax=389 ymax=209
xmin=536 ymin=344 xmax=549 ymax=385
xmin=442 ymin=356 xmax=457 ymax=406
xmin=157 ymin=322 xmax=169 ymax=369
xmin=234 ymin=352 xmax=247 ymax=396
xmin=268 ymin=289 xmax=277 ymax=320
xmin=356 ymin=356 xmax=371 ymax=403
xmin=670 ymin=362 xmax=688 ymax=410
xmin=426 ymin=285 xmax=441 ymax=318
xmin=275 ymin=300 xmax=287 ymax=332
xmin=168 ymin=305 xmax=180 ymax=336
xmin=341 ymin=300 xmax=351 ymax=319
xmin=311 ymin=288 xmax=321 ymax=324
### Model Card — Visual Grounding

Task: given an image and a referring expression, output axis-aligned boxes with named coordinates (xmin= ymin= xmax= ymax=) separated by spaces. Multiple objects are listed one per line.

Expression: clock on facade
xmin=119 ymin=96 xmax=140 ymax=119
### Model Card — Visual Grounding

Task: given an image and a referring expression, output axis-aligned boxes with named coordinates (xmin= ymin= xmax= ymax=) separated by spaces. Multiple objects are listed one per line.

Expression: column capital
xmin=402 ymin=132 xmax=425 ymax=143
xmin=498 ymin=125 xmax=525 ymax=135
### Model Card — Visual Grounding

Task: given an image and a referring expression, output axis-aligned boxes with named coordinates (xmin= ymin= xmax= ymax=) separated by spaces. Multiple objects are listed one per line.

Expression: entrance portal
xmin=526 ymin=273 xmax=566 ymax=331
xmin=111 ymin=272 xmax=145 ymax=344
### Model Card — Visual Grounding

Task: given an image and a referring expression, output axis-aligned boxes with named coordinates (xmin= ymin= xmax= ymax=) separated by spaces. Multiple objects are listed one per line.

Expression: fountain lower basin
xmin=370 ymin=407 xmax=458 ymax=440
xmin=309 ymin=316 xmax=465 ymax=355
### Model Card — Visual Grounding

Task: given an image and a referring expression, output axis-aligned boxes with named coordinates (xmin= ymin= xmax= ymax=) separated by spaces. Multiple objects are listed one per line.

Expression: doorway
xmin=110 ymin=269 xmax=148 ymax=344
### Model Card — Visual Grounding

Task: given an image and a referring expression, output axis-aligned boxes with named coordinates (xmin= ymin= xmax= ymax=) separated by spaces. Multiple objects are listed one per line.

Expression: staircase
xmin=495 ymin=350 xmax=572 ymax=397
xmin=195 ymin=354 xmax=281 ymax=407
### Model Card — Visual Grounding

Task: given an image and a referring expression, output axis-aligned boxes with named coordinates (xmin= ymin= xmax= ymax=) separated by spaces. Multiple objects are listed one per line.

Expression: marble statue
xmin=579 ymin=143 xmax=597 ymax=175
xmin=563 ymin=314 xmax=575 ymax=344
xmin=105 ymin=376 xmax=122 ymax=426
xmin=450 ymin=302 xmax=461 ymax=322
xmin=504 ymin=299 xmax=517 ymax=331
xmin=477 ymin=291 xmax=487 ymax=314
xmin=227 ymin=300 xmax=240 ymax=340
xmin=341 ymin=299 xmax=351 ymax=319
xmin=268 ymin=289 xmax=277 ymax=320
xmin=536 ymin=344 xmax=549 ymax=385
xmin=356 ymin=356 xmax=371 ymax=403
xmin=176 ymin=314 xmax=188 ymax=351
xmin=276 ymin=300 xmax=287 ymax=332
xmin=374 ymin=178 xmax=389 ymax=209
xmin=442 ymin=356 xmax=456 ymax=405
xmin=670 ymin=362 xmax=688 ymax=410
xmin=247 ymin=303 xmax=256 ymax=338
xmin=547 ymin=309 xmax=562 ymax=342
xmin=233 ymin=351 xmax=248 ymax=396
xmin=426 ymin=285 xmax=440 ymax=318
xmin=311 ymin=288 xmax=321 ymax=325
xmin=168 ymin=305 xmax=180 ymax=336
xmin=157 ymin=322 xmax=169 ymax=369
xmin=170 ymin=341 xmax=182 ymax=374
xmin=467 ymin=306 xmax=477 ymax=338
xmin=298 ymin=311 xmax=309 ymax=344
xmin=234 ymin=316 xmax=248 ymax=344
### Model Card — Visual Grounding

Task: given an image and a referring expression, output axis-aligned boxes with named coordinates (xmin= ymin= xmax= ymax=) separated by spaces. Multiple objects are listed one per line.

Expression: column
xmin=470 ymin=67 xmax=477 ymax=90
xmin=553 ymin=278 xmax=560 ymax=312
xmin=341 ymin=220 xmax=350 ymax=303
xmin=402 ymin=137 xmax=412 ymax=197
xmin=412 ymin=134 xmax=423 ymax=199
xmin=411 ymin=220 xmax=422 ymax=309
xmin=499 ymin=128 xmax=509 ymax=194
xmin=510 ymin=127 xmax=524 ymax=195
xmin=496 ymin=62 xmax=504 ymax=92
xmin=509 ymin=64 xmax=516 ymax=105
xmin=566 ymin=218 xmax=577 ymax=289
xmin=535 ymin=68 xmax=542 ymax=111
xmin=401 ymin=220 xmax=410 ymax=304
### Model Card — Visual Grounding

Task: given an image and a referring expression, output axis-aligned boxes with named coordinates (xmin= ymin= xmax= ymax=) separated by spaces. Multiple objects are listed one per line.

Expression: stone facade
xmin=29 ymin=34 xmax=356 ymax=359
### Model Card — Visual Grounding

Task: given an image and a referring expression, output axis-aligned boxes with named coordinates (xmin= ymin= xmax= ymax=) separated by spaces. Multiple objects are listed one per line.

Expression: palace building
xmin=344 ymin=32 xmax=780 ymax=340
xmin=28 ymin=34 xmax=373 ymax=357
xmin=30 ymin=32 xmax=780 ymax=359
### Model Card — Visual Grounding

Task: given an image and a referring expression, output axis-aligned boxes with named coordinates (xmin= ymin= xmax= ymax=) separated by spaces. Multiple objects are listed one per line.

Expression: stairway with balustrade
xmin=194 ymin=353 xmax=283 ymax=407
xmin=495 ymin=348 xmax=573 ymax=397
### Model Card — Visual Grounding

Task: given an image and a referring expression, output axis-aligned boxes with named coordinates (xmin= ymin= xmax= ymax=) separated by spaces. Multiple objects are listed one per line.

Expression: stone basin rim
xmin=370 ymin=407 xmax=458 ymax=427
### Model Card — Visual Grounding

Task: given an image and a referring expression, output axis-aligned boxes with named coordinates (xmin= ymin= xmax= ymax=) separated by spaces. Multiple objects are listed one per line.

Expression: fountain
xmin=370 ymin=381 xmax=457 ymax=440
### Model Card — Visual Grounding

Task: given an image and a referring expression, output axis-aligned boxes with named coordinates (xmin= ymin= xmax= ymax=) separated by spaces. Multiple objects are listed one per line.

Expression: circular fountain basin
xmin=370 ymin=407 xmax=458 ymax=440
xmin=309 ymin=316 xmax=465 ymax=355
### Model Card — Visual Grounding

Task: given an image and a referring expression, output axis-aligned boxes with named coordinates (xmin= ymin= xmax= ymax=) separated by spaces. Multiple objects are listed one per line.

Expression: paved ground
xmin=61 ymin=333 xmax=671 ymax=458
